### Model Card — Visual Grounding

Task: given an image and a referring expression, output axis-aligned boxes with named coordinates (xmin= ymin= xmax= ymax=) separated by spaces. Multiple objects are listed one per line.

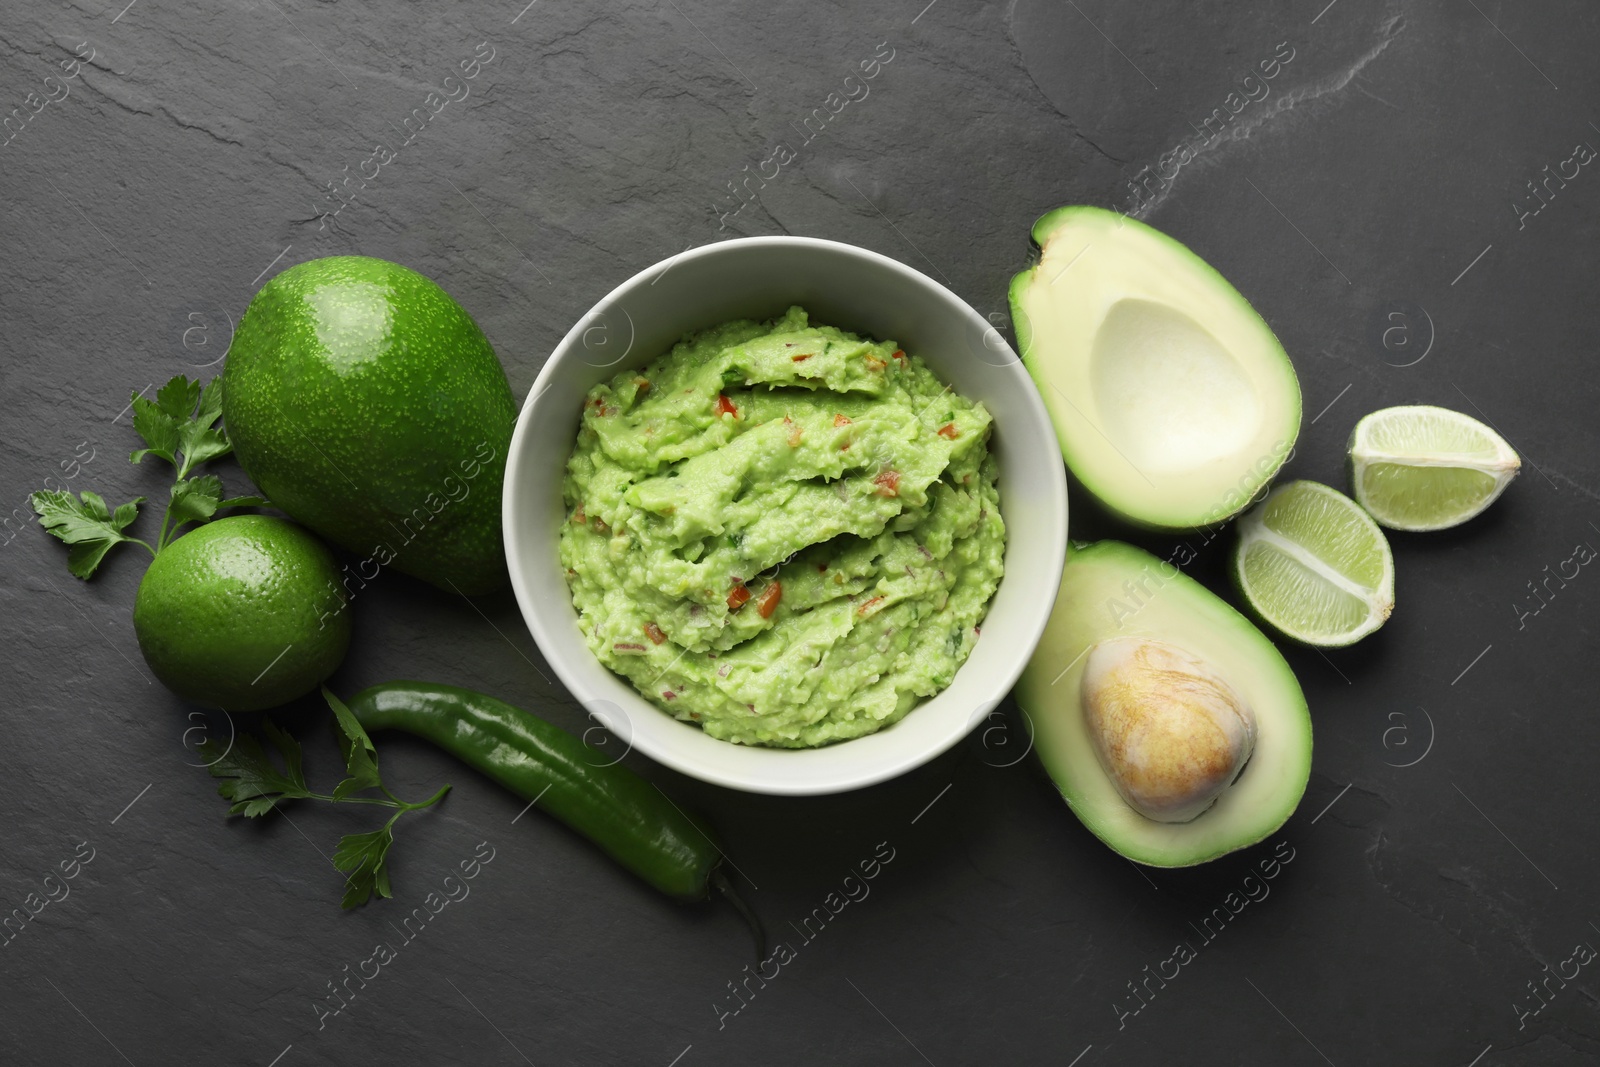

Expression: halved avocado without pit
xmin=1016 ymin=541 xmax=1311 ymax=867
xmin=1010 ymin=206 xmax=1302 ymax=529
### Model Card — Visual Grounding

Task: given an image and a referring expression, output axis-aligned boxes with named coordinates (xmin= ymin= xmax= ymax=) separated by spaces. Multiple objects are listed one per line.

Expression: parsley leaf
xmin=128 ymin=386 xmax=181 ymax=468
xmin=30 ymin=489 xmax=150 ymax=579
xmin=167 ymin=475 xmax=223 ymax=529
xmin=326 ymin=687 xmax=382 ymax=800
xmin=165 ymin=476 xmax=270 ymax=544
xmin=202 ymin=719 xmax=313 ymax=817
xmin=333 ymin=827 xmax=395 ymax=909
xmin=129 ymin=375 xmax=234 ymax=478
xmin=177 ymin=377 xmax=231 ymax=477
xmin=156 ymin=376 xmax=201 ymax=420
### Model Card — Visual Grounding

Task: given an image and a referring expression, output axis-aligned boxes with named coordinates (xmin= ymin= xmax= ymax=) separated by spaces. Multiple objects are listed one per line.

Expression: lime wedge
xmin=1348 ymin=405 xmax=1520 ymax=531
xmin=1233 ymin=480 xmax=1394 ymax=647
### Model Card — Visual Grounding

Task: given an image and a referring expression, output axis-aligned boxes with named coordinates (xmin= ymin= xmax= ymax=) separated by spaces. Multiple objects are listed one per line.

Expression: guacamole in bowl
xmin=560 ymin=306 xmax=1005 ymax=748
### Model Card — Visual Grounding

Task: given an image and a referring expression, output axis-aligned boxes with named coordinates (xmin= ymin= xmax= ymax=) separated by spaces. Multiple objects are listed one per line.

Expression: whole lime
xmin=132 ymin=515 xmax=351 ymax=711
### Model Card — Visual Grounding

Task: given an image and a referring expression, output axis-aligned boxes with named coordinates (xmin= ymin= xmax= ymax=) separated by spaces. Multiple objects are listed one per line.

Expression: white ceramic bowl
xmin=503 ymin=237 xmax=1068 ymax=795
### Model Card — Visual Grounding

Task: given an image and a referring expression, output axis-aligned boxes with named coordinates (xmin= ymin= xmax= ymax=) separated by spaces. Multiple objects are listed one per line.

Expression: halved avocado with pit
xmin=1009 ymin=206 xmax=1302 ymax=529
xmin=1016 ymin=540 xmax=1311 ymax=867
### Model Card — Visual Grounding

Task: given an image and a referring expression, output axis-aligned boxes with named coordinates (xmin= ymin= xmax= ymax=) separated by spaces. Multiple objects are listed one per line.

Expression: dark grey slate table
xmin=2 ymin=1 xmax=1596 ymax=1063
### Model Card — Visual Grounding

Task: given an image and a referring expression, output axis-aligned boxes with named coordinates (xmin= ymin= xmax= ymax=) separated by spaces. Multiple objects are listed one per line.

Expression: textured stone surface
xmin=2 ymin=0 xmax=1597 ymax=1063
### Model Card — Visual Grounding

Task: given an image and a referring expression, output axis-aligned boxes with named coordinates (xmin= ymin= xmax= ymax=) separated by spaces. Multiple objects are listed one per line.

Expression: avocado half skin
xmin=222 ymin=256 xmax=517 ymax=595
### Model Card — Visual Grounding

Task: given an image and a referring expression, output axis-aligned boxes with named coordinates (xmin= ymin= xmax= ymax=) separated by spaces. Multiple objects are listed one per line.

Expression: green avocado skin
xmin=222 ymin=256 xmax=516 ymax=595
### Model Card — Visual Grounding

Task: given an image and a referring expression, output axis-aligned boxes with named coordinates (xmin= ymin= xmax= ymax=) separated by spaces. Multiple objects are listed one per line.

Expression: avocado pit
xmin=1081 ymin=637 xmax=1256 ymax=823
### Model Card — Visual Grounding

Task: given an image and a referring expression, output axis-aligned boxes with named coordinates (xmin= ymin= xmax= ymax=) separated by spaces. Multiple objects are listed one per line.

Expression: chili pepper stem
xmin=712 ymin=867 xmax=766 ymax=962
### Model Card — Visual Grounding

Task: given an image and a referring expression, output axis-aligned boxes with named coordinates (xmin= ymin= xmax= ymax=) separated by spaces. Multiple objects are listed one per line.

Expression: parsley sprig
xmin=31 ymin=375 xmax=266 ymax=578
xmin=202 ymin=688 xmax=451 ymax=908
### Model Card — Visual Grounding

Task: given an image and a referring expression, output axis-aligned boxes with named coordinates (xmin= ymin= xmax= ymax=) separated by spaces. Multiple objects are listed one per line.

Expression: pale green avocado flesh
xmin=1009 ymin=206 xmax=1302 ymax=529
xmin=1016 ymin=540 xmax=1311 ymax=866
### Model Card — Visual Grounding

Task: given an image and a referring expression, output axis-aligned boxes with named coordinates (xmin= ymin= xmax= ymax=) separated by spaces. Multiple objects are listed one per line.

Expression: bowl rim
xmin=503 ymin=235 xmax=1067 ymax=794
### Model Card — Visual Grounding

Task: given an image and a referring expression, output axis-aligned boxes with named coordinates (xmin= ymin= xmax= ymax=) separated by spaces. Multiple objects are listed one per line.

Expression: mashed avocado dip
xmin=560 ymin=306 xmax=1006 ymax=748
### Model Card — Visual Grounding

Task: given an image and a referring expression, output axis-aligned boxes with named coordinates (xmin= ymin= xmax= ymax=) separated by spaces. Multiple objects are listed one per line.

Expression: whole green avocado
xmin=222 ymin=256 xmax=516 ymax=595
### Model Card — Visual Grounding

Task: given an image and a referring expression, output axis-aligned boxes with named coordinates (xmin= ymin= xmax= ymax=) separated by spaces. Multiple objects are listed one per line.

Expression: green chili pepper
xmin=346 ymin=681 xmax=762 ymax=947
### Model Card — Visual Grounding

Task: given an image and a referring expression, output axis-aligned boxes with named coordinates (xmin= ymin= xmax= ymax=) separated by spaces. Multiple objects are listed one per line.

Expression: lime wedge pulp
xmin=1344 ymin=404 xmax=1516 ymax=531
xmin=1233 ymin=480 xmax=1395 ymax=647
xmin=1348 ymin=405 xmax=1520 ymax=531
